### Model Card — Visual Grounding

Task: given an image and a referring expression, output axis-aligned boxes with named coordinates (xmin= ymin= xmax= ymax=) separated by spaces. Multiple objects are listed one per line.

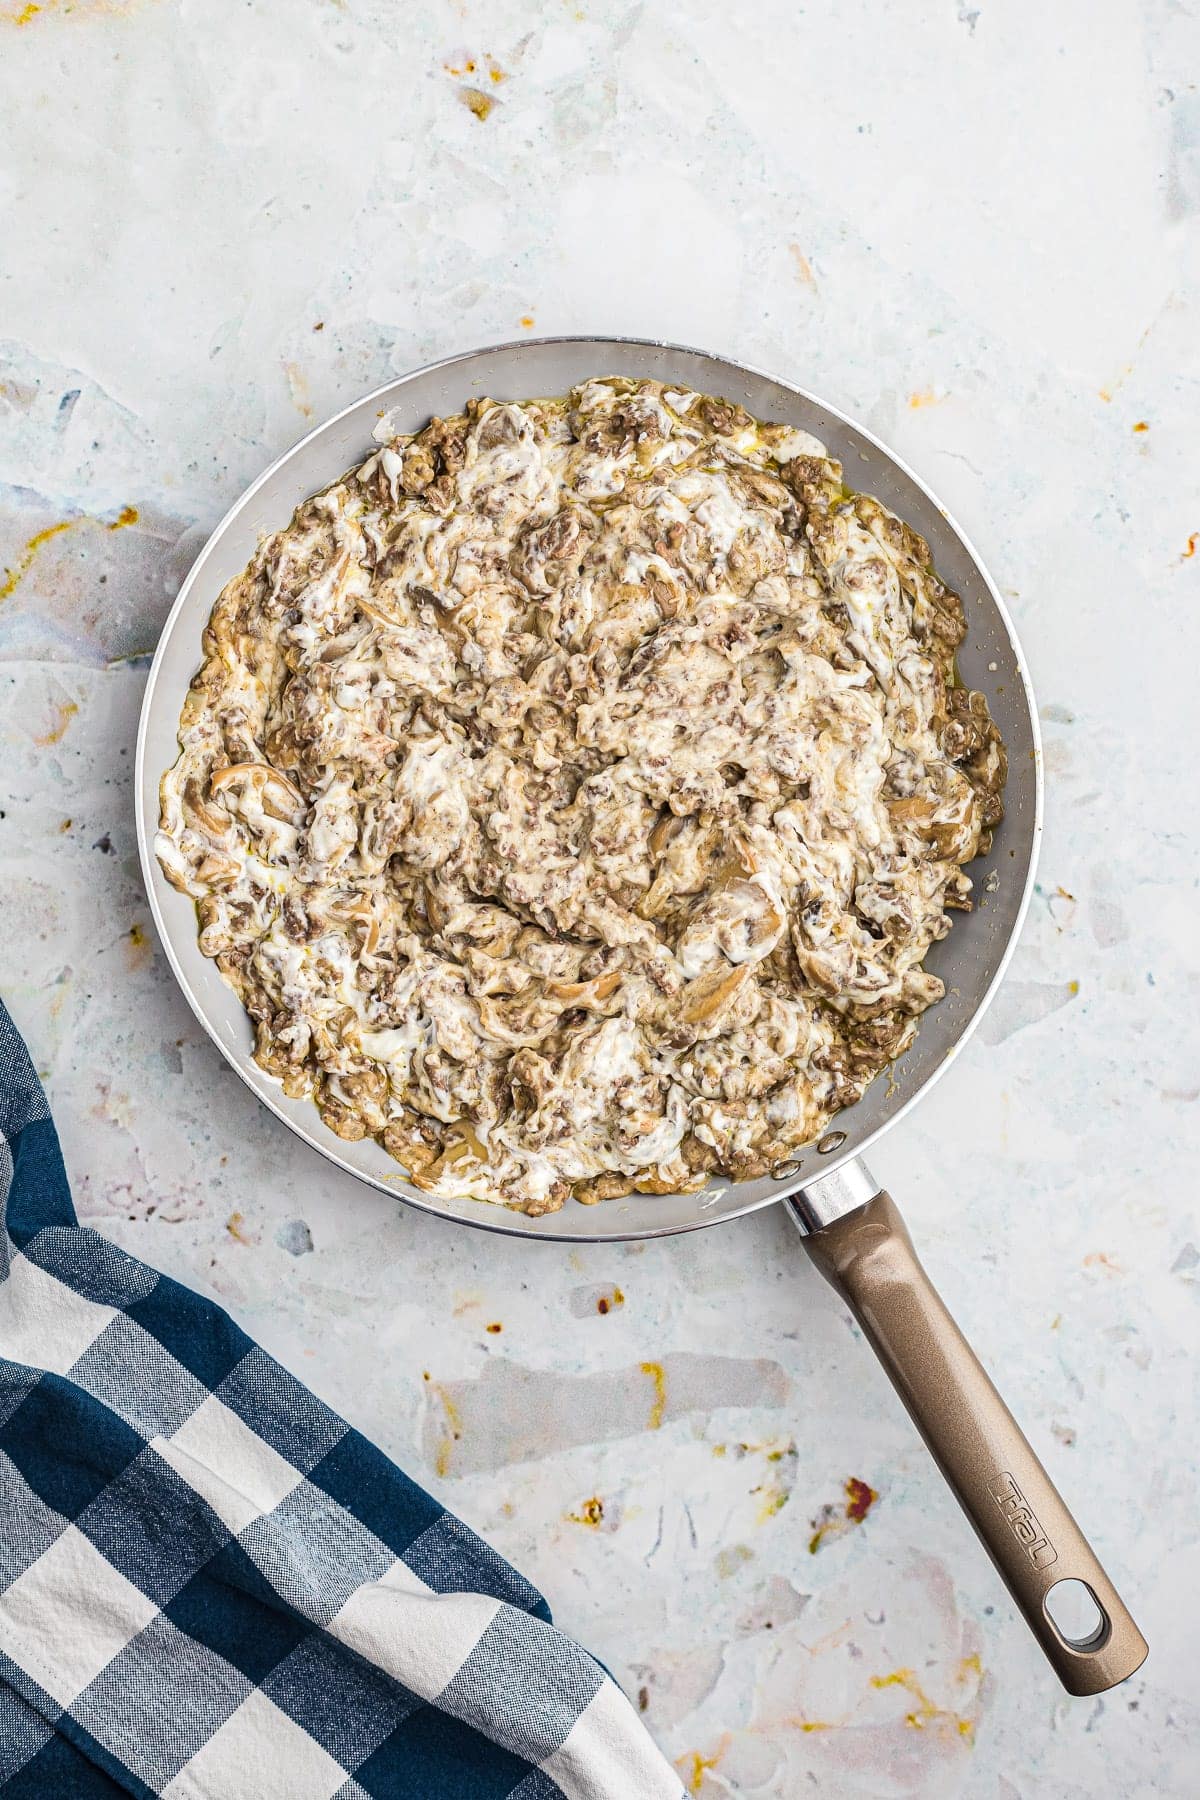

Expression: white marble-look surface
xmin=2 ymin=1 xmax=1197 ymax=1793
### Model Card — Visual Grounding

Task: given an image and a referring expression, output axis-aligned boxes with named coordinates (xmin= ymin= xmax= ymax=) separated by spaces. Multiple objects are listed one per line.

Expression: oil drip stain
xmin=432 ymin=1382 xmax=463 ymax=1477
xmin=641 ymin=1360 xmax=667 ymax=1429
xmin=869 ymin=1663 xmax=980 ymax=1740
xmin=679 ymin=1734 xmax=731 ymax=1793
xmin=34 ymin=698 xmax=77 ymax=745
xmin=0 ymin=504 xmax=138 ymax=601
xmin=1 ymin=521 xmax=73 ymax=597
xmin=284 ymin=362 xmax=313 ymax=417
xmin=788 ymin=243 xmax=817 ymax=288
xmin=125 ymin=921 xmax=151 ymax=970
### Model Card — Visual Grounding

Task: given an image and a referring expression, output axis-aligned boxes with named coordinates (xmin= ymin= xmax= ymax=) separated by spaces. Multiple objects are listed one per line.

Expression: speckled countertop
xmin=2 ymin=2 xmax=1197 ymax=1793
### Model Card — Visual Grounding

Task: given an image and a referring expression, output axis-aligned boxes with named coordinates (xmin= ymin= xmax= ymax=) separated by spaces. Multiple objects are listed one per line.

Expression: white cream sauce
xmin=157 ymin=379 xmax=1002 ymax=1213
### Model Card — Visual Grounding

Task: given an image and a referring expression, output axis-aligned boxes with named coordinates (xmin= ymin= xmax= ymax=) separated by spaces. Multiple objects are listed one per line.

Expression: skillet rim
xmin=134 ymin=334 xmax=1044 ymax=1243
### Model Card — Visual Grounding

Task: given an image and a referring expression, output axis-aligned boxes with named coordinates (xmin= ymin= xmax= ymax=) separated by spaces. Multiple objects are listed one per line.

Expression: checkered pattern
xmin=0 ymin=1002 xmax=683 ymax=1799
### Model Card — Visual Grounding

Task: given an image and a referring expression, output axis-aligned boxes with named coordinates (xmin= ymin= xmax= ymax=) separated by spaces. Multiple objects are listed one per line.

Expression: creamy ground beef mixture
xmin=157 ymin=380 xmax=1006 ymax=1214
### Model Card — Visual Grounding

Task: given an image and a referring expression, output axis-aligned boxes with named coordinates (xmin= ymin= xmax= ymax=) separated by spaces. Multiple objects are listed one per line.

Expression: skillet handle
xmin=787 ymin=1179 xmax=1147 ymax=1695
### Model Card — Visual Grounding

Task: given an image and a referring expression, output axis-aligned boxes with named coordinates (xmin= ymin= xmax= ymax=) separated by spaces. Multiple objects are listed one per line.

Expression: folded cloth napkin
xmin=0 ymin=1002 xmax=683 ymax=1800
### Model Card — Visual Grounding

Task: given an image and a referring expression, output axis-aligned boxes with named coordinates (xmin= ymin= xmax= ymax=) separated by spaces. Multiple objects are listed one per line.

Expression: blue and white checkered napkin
xmin=0 ymin=1001 xmax=684 ymax=1800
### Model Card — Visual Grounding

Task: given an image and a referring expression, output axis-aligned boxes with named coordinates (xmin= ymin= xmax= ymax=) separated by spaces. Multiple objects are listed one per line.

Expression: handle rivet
xmin=770 ymin=1160 xmax=803 ymax=1180
xmin=817 ymin=1130 xmax=847 ymax=1154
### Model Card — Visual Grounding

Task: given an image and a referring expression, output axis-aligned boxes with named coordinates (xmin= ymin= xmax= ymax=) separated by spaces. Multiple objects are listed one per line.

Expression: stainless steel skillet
xmin=136 ymin=336 xmax=1146 ymax=1694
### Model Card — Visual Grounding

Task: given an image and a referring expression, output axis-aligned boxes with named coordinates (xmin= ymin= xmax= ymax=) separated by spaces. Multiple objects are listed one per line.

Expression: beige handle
xmin=798 ymin=1188 xmax=1147 ymax=1695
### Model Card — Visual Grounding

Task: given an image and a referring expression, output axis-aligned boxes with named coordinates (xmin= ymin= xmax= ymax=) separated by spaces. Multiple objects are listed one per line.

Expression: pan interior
xmin=136 ymin=338 xmax=1041 ymax=1242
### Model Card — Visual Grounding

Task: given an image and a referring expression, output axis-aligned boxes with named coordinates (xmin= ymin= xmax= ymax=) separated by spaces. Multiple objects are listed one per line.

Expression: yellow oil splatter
xmin=284 ymin=361 xmax=312 ymax=418
xmin=678 ymin=1733 xmax=731 ymax=1793
xmin=59 ymin=817 xmax=72 ymax=832
xmin=596 ymin=1285 xmax=624 ymax=1314
xmin=446 ymin=53 xmax=505 ymax=83
xmin=225 ymin=1210 xmax=253 ymax=1245
xmin=869 ymin=1667 xmax=977 ymax=1741
xmin=640 ymin=1360 xmax=666 ymax=1429
xmin=1 ymin=520 xmax=74 ymax=599
xmin=433 ymin=1383 xmax=463 ymax=1477
xmin=520 ymin=315 xmax=535 ymax=329
xmin=1098 ymin=361 xmax=1135 ymax=403
xmin=5 ymin=0 xmax=153 ymax=19
xmin=788 ymin=243 xmax=817 ymax=288
xmin=1182 ymin=532 xmax=1198 ymax=561
xmin=1067 ymin=979 xmax=1080 ymax=995
xmin=34 ymin=698 xmax=78 ymax=745
xmin=1132 ymin=420 xmax=1149 ymax=433
xmin=1083 ymin=1250 xmax=1123 ymax=1274
xmin=753 ymin=1479 xmax=791 ymax=1523
xmin=908 ymin=388 xmax=942 ymax=409
xmin=714 ymin=1543 xmax=753 ymax=1579
xmin=485 ymin=1321 xmax=503 ymax=1334
xmin=125 ymin=921 xmax=152 ymax=970
xmin=0 ymin=504 xmax=138 ymax=601
xmin=459 ymin=87 xmax=494 ymax=120
xmin=566 ymin=1495 xmax=604 ymax=1527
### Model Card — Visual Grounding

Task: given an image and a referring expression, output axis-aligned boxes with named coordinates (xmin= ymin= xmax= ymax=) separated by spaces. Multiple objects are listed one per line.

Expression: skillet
xmin=136 ymin=336 xmax=1146 ymax=1694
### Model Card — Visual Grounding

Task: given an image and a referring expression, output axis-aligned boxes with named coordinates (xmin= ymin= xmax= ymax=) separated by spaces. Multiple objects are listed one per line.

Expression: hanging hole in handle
xmin=1043 ymin=1579 xmax=1110 ymax=1651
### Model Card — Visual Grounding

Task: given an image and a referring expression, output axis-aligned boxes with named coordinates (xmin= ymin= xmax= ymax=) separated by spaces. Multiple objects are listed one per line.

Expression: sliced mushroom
xmin=210 ymin=761 xmax=305 ymax=822
xmin=195 ymin=851 xmax=241 ymax=889
xmin=573 ymin=1171 xmax=636 ymax=1204
xmin=327 ymin=897 xmax=381 ymax=956
xmin=544 ymin=969 xmax=622 ymax=1007
xmin=410 ymin=1119 xmax=490 ymax=1188
xmin=679 ymin=962 xmax=752 ymax=1025
xmin=182 ymin=777 xmax=234 ymax=841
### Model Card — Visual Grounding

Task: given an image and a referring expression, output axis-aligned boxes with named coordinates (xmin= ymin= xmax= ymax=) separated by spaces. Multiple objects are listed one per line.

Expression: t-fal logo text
xmin=989 ymin=1472 xmax=1058 ymax=1569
